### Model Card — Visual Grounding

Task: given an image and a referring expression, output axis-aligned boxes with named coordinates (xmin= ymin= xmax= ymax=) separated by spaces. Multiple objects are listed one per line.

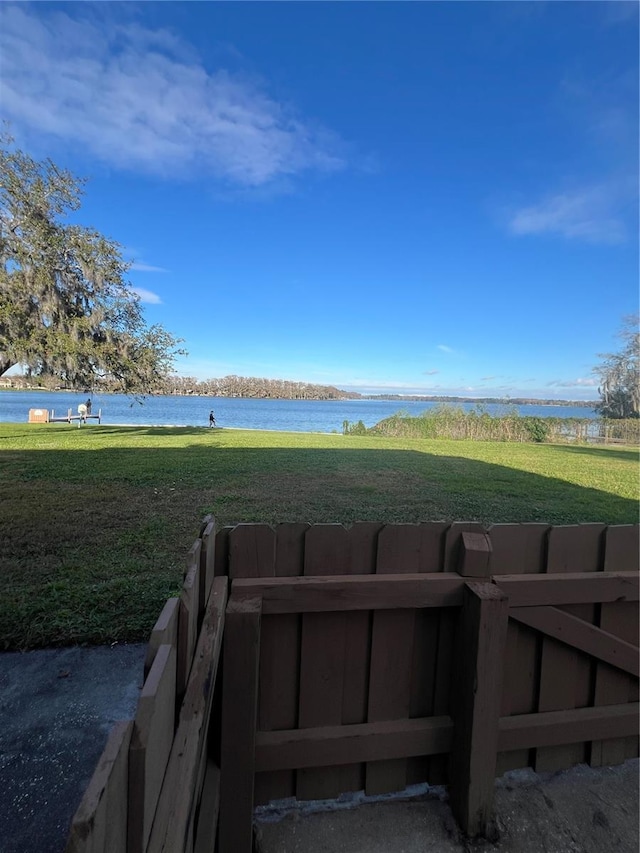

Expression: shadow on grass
xmin=0 ymin=438 xmax=637 ymax=648
xmin=540 ymin=444 xmax=639 ymax=463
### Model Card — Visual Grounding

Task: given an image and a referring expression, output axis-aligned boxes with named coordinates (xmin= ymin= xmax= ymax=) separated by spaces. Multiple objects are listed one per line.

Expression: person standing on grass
xmin=209 ymin=410 xmax=216 ymax=428
xmin=86 ymin=398 xmax=92 ymax=415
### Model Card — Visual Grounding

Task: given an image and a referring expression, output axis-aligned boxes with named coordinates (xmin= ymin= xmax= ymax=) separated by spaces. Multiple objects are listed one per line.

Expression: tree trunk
xmin=0 ymin=359 xmax=16 ymax=377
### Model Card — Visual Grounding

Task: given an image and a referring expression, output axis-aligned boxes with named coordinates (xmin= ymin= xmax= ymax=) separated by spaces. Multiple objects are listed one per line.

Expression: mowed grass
xmin=0 ymin=423 xmax=637 ymax=649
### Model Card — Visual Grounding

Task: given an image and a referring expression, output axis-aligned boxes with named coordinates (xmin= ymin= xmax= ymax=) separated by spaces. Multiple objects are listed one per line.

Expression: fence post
xmin=449 ymin=582 xmax=508 ymax=837
xmin=457 ymin=531 xmax=493 ymax=578
xmin=219 ymin=595 xmax=262 ymax=853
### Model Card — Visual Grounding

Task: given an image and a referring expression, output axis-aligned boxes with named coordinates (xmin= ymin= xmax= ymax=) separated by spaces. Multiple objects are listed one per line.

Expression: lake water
xmin=0 ymin=390 xmax=597 ymax=433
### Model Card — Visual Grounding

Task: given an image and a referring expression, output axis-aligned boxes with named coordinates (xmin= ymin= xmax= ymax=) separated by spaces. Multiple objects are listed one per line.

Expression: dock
xmin=28 ymin=408 xmax=102 ymax=425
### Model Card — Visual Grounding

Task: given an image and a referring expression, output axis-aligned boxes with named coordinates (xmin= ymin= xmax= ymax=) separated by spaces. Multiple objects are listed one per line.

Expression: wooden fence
xmin=66 ymin=519 xmax=639 ymax=852
xmin=65 ymin=517 xmax=226 ymax=853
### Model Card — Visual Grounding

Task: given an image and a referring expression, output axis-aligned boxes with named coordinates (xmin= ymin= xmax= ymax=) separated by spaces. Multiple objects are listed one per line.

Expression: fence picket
xmin=297 ymin=524 xmax=354 ymax=799
xmin=254 ymin=523 xmax=308 ymax=806
xmin=535 ymin=524 xmax=605 ymax=773
xmin=591 ymin=525 xmax=640 ymax=766
xmin=489 ymin=524 xmax=549 ymax=776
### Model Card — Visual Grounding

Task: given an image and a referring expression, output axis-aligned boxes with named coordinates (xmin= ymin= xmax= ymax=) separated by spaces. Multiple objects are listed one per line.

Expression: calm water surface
xmin=0 ymin=390 xmax=597 ymax=433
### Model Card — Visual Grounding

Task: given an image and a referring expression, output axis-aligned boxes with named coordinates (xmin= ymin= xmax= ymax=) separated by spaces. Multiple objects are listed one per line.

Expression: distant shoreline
xmin=0 ymin=387 xmax=597 ymax=407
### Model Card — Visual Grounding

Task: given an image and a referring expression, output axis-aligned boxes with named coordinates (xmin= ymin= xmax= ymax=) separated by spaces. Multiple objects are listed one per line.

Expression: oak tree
xmin=0 ymin=136 xmax=184 ymax=392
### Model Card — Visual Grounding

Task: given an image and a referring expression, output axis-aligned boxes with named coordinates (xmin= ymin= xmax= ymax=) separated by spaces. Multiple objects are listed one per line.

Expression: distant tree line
xmin=161 ymin=375 xmax=360 ymax=400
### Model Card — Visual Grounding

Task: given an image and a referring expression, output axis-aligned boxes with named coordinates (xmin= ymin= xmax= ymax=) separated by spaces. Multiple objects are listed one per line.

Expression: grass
xmin=0 ymin=423 xmax=637 ymax=649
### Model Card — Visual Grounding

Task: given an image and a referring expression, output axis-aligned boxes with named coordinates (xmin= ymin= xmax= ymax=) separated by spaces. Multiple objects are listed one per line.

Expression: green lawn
xmin=0 ymin=423 xmax=637 ymax=649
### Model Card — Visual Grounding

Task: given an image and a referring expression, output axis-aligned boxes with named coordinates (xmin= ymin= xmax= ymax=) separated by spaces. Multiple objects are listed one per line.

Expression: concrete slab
xmin=0 ymin=644 xmax=146 ymax=853
xmin=256 ymin=759 xmax=639 ymax=853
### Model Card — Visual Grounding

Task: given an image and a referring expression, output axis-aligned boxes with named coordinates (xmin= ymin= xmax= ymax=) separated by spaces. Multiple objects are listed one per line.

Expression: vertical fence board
xmin=177 ymin=555 xmax=201 ymax=704
xmin=219 ymin=597 xmax=261 ymax=853
xmin=144 ymin=596 xmax=180 ymax=681
xmin=65 ymin=720 xmax=132 ymax=853
xmin=128 ymin=644 xmax=176 ymax=853
xmin=229 ymin=524 xmax=276 ymax=579
xmin=254 ymin=523 xmax=308 ymax=805
xmin=297 ymin=524 xmax=354 ymax=800
xmin=449 ymin=583 xmax=509 ymax=837
xmin=489 ymin=524 xmax=549 ymax=776
xmin=443 ymin=522 xmax=486 ymax=572
xmin=535 ymin=524 xmax=605 ymax=773
xmin=214 ymin=525 xmax=232 ymax=578
xmin=592 ymin=525 xmax=640 ymax=766
xmin=366 ymin=523 xmax=446 ymax=794
xmin=200 ymin=518 xmax=216 ymax=611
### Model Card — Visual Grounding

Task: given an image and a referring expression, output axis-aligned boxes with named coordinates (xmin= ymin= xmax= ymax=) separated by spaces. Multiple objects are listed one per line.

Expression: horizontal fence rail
xmin=66 ymin=518 xmax=639 ymax=853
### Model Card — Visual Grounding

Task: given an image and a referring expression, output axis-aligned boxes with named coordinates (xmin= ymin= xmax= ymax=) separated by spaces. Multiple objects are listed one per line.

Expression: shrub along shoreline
xmin=343 ymin=407 xmax=639 ymax=444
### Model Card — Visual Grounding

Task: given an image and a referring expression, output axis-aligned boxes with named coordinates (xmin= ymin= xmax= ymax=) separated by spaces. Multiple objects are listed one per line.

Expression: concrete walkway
xmin=0 ymin=644 xmax=637 ymax=853
xmin=256 ymin=760 xmax=639 ymax=853
xmin=0 ymin=644 xmax=146 ymax=853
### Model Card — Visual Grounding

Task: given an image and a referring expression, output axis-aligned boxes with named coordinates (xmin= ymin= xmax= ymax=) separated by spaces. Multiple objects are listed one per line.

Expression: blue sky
xmin=1 ymin=1 xmax=638 ymax=399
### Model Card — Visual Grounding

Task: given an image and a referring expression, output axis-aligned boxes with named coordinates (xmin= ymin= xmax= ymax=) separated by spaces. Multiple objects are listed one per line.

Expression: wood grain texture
xmin=255 ymin=716 xmax=453 ymax=771
xmin=490 ymin=524 xmax=548 ymax=776
xmin=144 ymin=597 xmax=179 ymax=680
xmin=229 ymin=523 xmax=275 ymax=579
xmin=65 ymin=721 xmax=132 ymax=853
xmin=128 ymin=644 xmax=176 ymax=853
xmin=536 ymin=524 xmax=605 ymax=773
xmin=200 ymin=518 xmax=216 ymax=613
xmin=448 ymin=583 xmax=509 ymax=837
xmin=253 ymin=523 xmax=308 ymax=806
xmin=366 ymin=523 xmax=448 ymax=795
xmin=219 ymin=596 xmax=262 ymax=853
xmin=592 ymin=525 xmax=640 ymax=766
xmin=494 ymin=572 xmax=638 ymax=606
xmin=231 ymin=573 xmax=465 ymax=612
xmin=146 ymin=577 xmax=227 ymax=853
xmin=510 ymin=605 xmax=638 ymax=677
xmin=297 ymin=524 xmax=355 ymax=800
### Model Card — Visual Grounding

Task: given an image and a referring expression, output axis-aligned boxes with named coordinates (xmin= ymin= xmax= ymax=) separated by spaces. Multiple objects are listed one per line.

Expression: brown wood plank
xmin=449 ymin=582 xmax=509 ymax=837
xmin=592 ymin=523 xmax=640 ymax=766
xmin=511 ymin=605 xmax=638 ymax=677
xmin=603 ymin=524 xmax=640 ymax=573
xmin=193 ymin=760 xmax=221 ymax=853
xmin=229 ymin=523 xmax=275 ymax=579
xmin=488 ymin=523 xmax=550 ymax=576
xmin=366 ymin=523 xmax=446 ymax=795
xmin=253 ymin=523 xmax=308 ymax=806
xmin=214 ymin=525 xmax=232 ymax=578
xmin=232 ymin=573 xmax=465 ymax=612
xmin=457 ymin=531 xmax=492 ymax=578
xmin=219 ymin=596 xmax=262 ymax=853
xmin=406 ymin=523 xmax=449 ymax=785
xmin=177 ymin=558 xmax=201 ymax=704
xmin=498 ymin=703 xmax=640 ymax=751
xmin=128 ymin=644 xmax=176 ymax=853
xmin=443 ymin=521 xmax=485 ymax=572
xmin=494 ymin=571 xmax=638 ymax=606
xmin=146 ymin=577 xmax=227 ymax=853
xmin=65 ymin=721 xmax=132 ymax=853
xmin=297 ymin=524 xmax=354 ymax=800
xmin=200 ymin=518 xmax=216 ymax=611
xmin=144 ymin=596 xmax=179 ymax=680
xmin=489 ymin=524 xmax=548 ymax=776
xmin=536 ymin=524 xmax=605 ymax=773
xmin=255 ymin=716 xmax=453 ymax=772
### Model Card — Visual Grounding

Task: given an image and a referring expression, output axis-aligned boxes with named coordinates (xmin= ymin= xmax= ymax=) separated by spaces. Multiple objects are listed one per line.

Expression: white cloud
xmin=546 ymin=377 xmax=598 ymax=388
xmin=509 ymin=182 xmax=632 ymax=245
xmin=130 ymin=263 xmax=168 ymax=273
xmin=437 ymin=344 xmax=455 ymax=354
xmin=0 ymin=6 xmax=348 ymax=187
xmin=423 ymin=369 xmax=440 ymax=376
xmin=132 ymin=287 xmax=162 ymax=305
